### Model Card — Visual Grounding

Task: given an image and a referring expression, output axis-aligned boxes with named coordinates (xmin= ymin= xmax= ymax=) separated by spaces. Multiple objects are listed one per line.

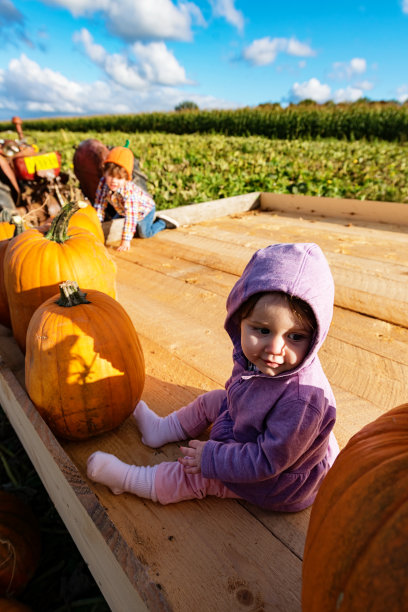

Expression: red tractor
xmin=0 ymin=117 xmax=70 ymax=225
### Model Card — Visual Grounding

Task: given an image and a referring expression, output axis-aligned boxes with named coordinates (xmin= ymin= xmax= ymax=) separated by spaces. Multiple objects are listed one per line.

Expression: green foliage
xmin=174 ymin=100 xmax=199 ymax=112
xmin=16 ymin=129 xmax=408 ymax=210
xmin=1 ymin=102 xmax=408 ymax=142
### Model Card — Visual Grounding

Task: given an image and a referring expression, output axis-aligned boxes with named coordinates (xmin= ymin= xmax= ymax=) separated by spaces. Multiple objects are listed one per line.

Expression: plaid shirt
xmin=94 ymin=177 xmax=155 ymax=242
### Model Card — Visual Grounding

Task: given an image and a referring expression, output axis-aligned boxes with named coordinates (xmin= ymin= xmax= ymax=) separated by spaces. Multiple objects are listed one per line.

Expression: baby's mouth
xmin=263 ymin=358 xmax=284 ymax=368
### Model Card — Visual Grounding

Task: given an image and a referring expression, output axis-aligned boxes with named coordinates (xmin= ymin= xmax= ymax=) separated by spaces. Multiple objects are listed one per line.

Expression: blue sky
xmin=1 ymin=0 xmax=408 ymax=120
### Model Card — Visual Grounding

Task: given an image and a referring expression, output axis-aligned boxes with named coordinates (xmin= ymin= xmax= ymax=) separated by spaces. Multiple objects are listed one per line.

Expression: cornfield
xmin=2 ymin=103 xmax=408 ymax=142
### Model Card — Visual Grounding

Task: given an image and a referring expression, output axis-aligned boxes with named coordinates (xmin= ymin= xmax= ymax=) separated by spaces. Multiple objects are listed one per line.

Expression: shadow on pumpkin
xmin=26 ymin=330 xmax=144 ymax=441
xmin=12 ymin=283 xmax=118 ymax=354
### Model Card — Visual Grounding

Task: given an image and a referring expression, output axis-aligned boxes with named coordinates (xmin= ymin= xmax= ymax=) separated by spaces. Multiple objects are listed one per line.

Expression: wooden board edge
xmin=0 ymin=361 xmax=171 ymax=612
xmin=260 ymin=192 xmax=408 ymax=227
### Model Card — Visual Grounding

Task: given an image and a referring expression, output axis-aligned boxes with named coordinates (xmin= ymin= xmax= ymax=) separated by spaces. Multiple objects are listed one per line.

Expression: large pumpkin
xmin=69 ymin=202 xmax=105 ymax=243
xmin=25 ymin=280 xmax=145 ymax=440
xmin=0 ymin=491 xmax=41 ymax=597
xmin=4 ymin=201 xmax=116 ymax=353
xmin=302 ymin=402 xmax=408 ymax=611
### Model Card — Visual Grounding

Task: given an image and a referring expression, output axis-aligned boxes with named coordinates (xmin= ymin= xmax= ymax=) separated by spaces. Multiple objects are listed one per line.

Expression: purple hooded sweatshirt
xmin=200 ymin=243 xmax=337 ymax=512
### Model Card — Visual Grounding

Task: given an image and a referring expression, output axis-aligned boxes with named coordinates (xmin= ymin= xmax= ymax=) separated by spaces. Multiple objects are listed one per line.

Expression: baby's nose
xmin=265 ymin=335 xmax=285 ymax=355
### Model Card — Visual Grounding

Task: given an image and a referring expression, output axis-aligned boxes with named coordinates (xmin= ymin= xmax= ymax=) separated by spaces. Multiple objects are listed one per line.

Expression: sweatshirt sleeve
xmin=201 ymin=399 xmax=332 ymax=483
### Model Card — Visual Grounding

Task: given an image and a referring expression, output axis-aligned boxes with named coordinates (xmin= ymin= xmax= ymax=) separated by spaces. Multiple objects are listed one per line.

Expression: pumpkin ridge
xmin=305 ymin=446 xmax=408 ymax=552
xmin=303 ymin=420 xmax=408 ymax=609
xmin=330 ymin=500 xmax=408 ymax=609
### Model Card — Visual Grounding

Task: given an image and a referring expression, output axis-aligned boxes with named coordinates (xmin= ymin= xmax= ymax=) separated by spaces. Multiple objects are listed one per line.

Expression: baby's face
xmin=105 ymin=173 xmax=126 ymax=192
xmin=240 ymin=293 xmax=313 ymax=376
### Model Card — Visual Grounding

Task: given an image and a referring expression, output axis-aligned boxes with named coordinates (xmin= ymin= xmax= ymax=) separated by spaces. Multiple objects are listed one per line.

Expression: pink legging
xmin=154 ymin=462 xmax=240 ymax=504
xmin=154 ymin=389 xmax=240 ymax=504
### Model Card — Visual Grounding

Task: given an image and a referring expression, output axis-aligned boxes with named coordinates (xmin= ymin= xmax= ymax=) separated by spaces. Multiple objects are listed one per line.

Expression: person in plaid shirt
xmin=94 ymin=146 xmax=178 ymax=252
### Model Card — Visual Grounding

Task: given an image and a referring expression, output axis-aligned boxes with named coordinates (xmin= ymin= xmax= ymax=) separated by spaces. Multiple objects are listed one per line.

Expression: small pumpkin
xmin=4 ymin=201 xmax=116 ymax=353
xmin=0 ymin=598 xmax=33 ymax=611
xmin=0 ymin=491 xmax=41 ymax=597
xmin=0 ymin=217 xmax=25 ymax=328
xmin=0 ymin=223 xmax=16 ymax=241
xmin=0 ymin=210 xmax=27 ymax=241
xmin=25 ymin=280 xmax=145 ymax=440
xmin=69 ymin=202 xmax=105 ymax=243
xmin=302 ymin=402 xmax=408 ymax=611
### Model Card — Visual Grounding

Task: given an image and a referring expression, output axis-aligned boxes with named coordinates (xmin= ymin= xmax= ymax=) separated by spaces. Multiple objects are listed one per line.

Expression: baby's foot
xmin=87 ymin=451 xmax=157 ymax=499
xmin=87 ymin=451 xmax=130 ymax=494
xmin=133 ymin=400 xmax=185 ymax=447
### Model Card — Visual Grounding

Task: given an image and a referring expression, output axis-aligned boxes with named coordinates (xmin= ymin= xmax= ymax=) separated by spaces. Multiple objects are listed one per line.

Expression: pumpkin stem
xmin=11 ymin=214 xmax=24 ymax=236
xmin=44 ymin=200 xmax=88 ymax=243
xmin=56 ymin=280 xmax=90 ymax=307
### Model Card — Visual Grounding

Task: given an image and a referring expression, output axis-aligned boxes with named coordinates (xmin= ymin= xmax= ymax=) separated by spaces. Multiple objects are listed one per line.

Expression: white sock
xmin=86 ymin=451 xmax=158 ymax=501
xmin=133 ymin=400 xmax=185 ymax=448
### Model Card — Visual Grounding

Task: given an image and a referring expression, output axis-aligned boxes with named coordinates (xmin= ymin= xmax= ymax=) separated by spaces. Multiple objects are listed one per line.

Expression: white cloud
xmin=403 ymin=0 xmax=408 ymax=14
xmin=355 ymin=80 xmax=373 ymax=91
xmin=210 ymin=0 xmax=244 ymax=32
xmin=131 ymin=41 xmax=192 ymax=86
xmin=289 ymin=78 xmax=331 ymax=103
xmin=349 ymin=57 xmax=366 ymax=74
xmin=72 ymin=28 xmax=106 ymax=63
xmin=243 ymin=36 xmax=316 ymax=66
xmin=330 ymin=57 xmax=367 ymax=80
xmin=397 ymin=85 xmax=408 ymax=103
xmin=333 ymin=86 xmax=364 ymax=103
xmin=43 ymin=0 xmax=204 ymax=41
xmin=0 ymin=53 xmax=232 ymax=119
xmin=74 ymin=28 xmax=191 ymax=87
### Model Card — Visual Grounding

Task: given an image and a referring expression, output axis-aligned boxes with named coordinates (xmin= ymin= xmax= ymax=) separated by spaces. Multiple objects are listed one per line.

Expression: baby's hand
xmin=117 ymin=240 xmax=131 ymax=252
xmin=178 ymin=440 xmax=206 ymax=474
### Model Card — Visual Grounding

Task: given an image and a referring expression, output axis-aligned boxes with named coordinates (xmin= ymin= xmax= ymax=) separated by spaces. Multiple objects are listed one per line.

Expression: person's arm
xmin=200 ymin=400 xmax=329 ymax=483
xmin=119 ymin=187 xmax=139 ymax=249
xmin=94 ymin=178 xmax=107 ymax=222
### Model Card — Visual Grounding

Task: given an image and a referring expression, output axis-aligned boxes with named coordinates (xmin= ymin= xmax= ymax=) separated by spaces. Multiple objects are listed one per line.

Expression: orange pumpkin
xmin=0 ymin=223 xmax=16 ymax=241
xmin=25 ymin=280 xmax=145 ymax=440
xmin=0 ymin=598 xmax=33 ymax=611
xmin=302 ymin=402 xmax=408 ymax=611
xmin=0 ymin=491 xmax=41 ymax=597
xmin=0 ymin=239 xmax=12 ymax=328
xmin=0 ymin=216 xmax=26 ymax=328
xmin=69 ymin=202 xmax=105 ymax=243
xmin=4 ymin=201 xmax=116 ymax=353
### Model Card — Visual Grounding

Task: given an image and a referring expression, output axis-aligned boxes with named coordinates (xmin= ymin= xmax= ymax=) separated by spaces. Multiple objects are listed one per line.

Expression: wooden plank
xmin=189 ymin=210 xmax=408 ymax=265
xmin=260 ymin=191 xmax=408 ymax=228
xmin=147 ymin=212 xmax=408 ymax=328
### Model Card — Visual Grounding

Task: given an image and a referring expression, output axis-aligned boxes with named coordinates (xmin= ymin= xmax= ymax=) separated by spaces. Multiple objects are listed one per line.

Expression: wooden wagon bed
xmin=0 ymin=192 xmax=407 ymax=611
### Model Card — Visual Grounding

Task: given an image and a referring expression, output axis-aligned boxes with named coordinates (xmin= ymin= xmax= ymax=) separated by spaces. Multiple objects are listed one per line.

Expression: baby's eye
xmin=258 ymin=328 xmax=270 ymax=335
xmin=288 ymin=332 xmax=308 ymax=342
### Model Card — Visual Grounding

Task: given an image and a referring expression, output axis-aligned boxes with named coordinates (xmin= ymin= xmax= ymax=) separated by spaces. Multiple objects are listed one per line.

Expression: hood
xmin=225 ymin=243 xmax=335 ymax=373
